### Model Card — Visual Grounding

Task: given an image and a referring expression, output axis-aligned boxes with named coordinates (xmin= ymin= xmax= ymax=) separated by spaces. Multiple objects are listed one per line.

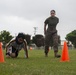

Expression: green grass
xmin=0 ymin=49 xmax=76 ymax=75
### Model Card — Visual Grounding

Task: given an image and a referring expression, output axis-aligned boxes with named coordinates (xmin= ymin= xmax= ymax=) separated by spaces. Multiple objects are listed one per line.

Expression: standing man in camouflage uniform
xmin=44 ymin=10 xmax=61 ymax=58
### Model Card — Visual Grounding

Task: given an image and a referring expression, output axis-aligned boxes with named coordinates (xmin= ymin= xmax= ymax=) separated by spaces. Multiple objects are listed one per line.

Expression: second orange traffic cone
xmin=30 ymin=47 xmax=33 ymax=50
xmin=0 ymin=42 xmax=5 ymax=63
xmin=60 ymin=41 xmax=70 ymax=62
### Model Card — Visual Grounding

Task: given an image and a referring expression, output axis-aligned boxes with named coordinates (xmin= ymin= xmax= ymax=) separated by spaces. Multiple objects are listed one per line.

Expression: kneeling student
xmin=6 ymin=33 xmax=28 ymax=58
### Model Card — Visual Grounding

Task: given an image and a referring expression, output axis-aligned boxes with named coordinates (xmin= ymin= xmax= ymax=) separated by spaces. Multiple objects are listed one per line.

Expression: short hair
xmin=50 ymin=10 xmax=56 ymax=13
xmin=17 ymin=33 xmax=25 ymax=39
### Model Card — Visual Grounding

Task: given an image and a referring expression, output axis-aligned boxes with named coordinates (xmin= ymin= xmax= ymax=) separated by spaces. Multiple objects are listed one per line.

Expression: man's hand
xmin=24 ymin=54 xmax=28 ymax=59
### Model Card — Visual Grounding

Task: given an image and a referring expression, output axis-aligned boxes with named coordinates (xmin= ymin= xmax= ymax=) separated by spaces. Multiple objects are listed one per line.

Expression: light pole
xmin=33 ymin=27 xmax=38 ymax=36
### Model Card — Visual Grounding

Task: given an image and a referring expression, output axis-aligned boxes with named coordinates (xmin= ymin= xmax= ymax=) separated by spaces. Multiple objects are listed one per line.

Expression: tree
xmin=0 ymin=30 xmax=13 ymax=48
xmin=65 ymin=30 xmax=76 ymax=48
xmin=24 ymin=34 xmax=31 ymax=45
xmin=32 ymin=34 xmax=44 ymax=47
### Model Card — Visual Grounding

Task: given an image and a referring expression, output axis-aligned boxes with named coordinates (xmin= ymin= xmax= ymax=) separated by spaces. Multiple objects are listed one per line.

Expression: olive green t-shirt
xmin=44 ymin=16 xmax=59 ymax=29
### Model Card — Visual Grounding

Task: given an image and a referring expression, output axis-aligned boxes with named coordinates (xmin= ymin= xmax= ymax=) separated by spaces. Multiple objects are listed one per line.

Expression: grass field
xmin=0 ymin=49 xmax=76 ymax=75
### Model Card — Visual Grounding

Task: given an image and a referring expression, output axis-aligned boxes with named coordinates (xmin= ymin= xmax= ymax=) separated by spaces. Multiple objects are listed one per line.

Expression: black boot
xmin=54 ymin=51 xmax=61 ymax=58
xmin=55 ymin=54 xmax=61 ymax=58
xmin=45 ymin=46 xmax=49 ymax=57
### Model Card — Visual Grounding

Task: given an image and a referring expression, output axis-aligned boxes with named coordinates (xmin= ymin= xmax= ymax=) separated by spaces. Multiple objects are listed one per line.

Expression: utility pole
xmin=33 ymin=27 xmax=38 ymax=36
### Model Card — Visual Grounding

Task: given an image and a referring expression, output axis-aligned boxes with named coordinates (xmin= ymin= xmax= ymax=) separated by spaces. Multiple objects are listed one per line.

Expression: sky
xmin=0 ymin=0 xmax=76 ymax=40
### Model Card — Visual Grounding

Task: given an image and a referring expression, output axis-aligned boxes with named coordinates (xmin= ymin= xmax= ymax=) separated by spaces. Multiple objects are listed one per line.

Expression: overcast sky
xmin=0 ymin=0 xmax=76 ymax=40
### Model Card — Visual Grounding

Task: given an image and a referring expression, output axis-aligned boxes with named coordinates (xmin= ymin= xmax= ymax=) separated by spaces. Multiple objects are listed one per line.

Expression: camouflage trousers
xmin=44 ymin=32 xmax=58 ymax=54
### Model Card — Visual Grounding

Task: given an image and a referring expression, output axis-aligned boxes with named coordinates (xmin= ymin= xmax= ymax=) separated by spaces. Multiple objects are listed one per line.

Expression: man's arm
xmin=44 ymin=18 xmax=48 ymax=35
xmin=6 ymin=40 xmax=15 ymax=58
xmin=57 ymin=17 xmax=59 ymax=24
xmin=44 ymin=23 xmax=47 ymax=35
xmin=23 ymin=40 xmax=28 ymax=58
xmin=6 ymin=40 xmax=15 ymax=52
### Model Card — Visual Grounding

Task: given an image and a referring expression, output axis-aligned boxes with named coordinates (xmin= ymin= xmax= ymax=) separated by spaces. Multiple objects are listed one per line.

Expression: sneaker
xmin=45 ymin=53 xmax=48 ymax=57
xmin=55 ymin=54 xmax=61 ymax=58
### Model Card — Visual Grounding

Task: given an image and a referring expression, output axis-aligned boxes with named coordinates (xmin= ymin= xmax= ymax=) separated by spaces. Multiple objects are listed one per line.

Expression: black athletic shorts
xmin=6 ymin=46 xmax=19 ymax=57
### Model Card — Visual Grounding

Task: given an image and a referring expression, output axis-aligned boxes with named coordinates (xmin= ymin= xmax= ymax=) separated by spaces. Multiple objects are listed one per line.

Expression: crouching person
xmin=6 ymin=33 xmax=28 ymax=58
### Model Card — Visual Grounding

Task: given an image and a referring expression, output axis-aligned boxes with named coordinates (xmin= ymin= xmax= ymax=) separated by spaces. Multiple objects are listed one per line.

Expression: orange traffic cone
xmin=30 ymin=47 xmax=32 ymax=50
xmin=60 ymin=41 xmax=70 ymax=62
xmin=0 ymin=42 xmax=5 ymax=63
